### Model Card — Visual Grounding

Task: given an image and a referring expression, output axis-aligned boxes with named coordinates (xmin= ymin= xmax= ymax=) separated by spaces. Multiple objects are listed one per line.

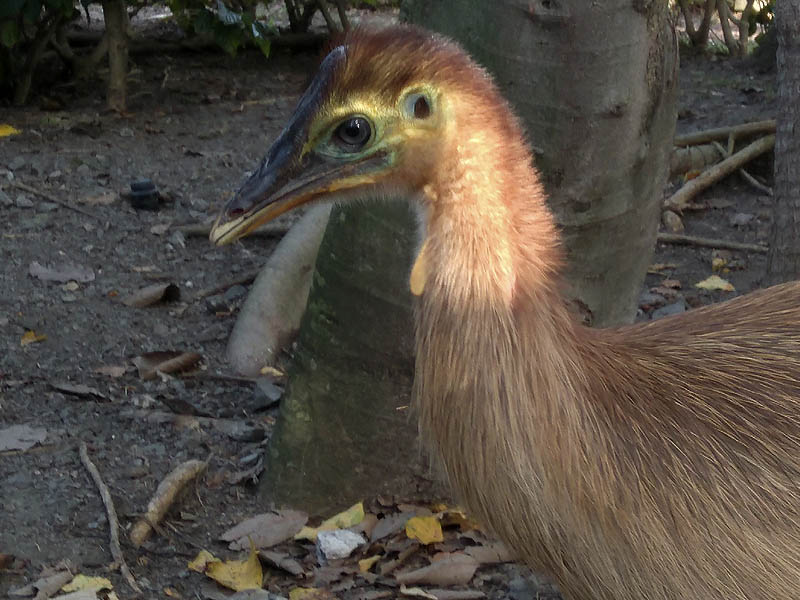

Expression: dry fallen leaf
xmin=399 ymin=585 xmax=437 ymax=599
xmin=93 ymin=365 xmax=127 ymax=378
xmin=405 ymin=516 xmax=444 ymax=545
xmin=289 ymin=588 xmax=336 ymax=600
xmin=150 ymin=222 xmax=172 ymax=235
xmin=132 ymin=351 xmax=203 ymax=380
xmin=462 ymin=541 xmax=514 ymax=565
xmin=50 ymin=382 xmax=107 ymax=401
xmin=395 ymin=553 xmax=479 ymax=587
xmin=660 ymin=279 xmax=681 ymax=289
xmin=121 ymin=283 xmax=181 ymax=307
xmin=0 ymin=424 xmax=47 ymax=452
xmin=0 ymin=124 xmax=21 ymax=137
xmin=359 ymin=555 xmax=381 ymax=573
xmin=221 ymin=509 xmax=308 ymax=550
xmin=190 ymin=545 xmax=262 ymax=592
xmin=79 ymin=190 xmax=117 ymax=206
xmin=695 ymin=275 xmax=735 ymax=292
xmin=295 ymin=501 xmax=365 ymax=541
xmin=20 ymin=330 xmax=47 ymax=346
xmin=61 ymin=574 xmax=113 ymax=593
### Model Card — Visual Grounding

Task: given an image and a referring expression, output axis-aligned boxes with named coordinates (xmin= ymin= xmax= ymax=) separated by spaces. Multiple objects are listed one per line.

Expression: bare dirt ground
xmin=0 ymin=13 xmax=777 ymax=600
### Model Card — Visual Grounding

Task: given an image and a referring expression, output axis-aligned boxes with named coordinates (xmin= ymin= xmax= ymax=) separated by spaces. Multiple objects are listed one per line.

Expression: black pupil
xmin=337 ymin=118 xmax=370 ymax=147
xmin=414 ymin=96 xmax=430 ymax=119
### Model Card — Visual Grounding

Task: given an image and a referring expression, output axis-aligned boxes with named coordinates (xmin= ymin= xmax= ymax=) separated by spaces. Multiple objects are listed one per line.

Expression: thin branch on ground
xmin=666 ymin=135 xmax=775 ymax=211
xmin=130 ymin=459 xmax=207 ymax=548
xmin=7 ymin=180 xmax=104 ymax=221
xmin=657 ymin=233 xmax=768 ymax=254
xmin=674 ymin=120 xmax=776 ymax=147
xmin=79 ymin=442 xmax=142 ymax=593
xmin=189 ymin=268 xmax=262 ymax=301
xmin=710 ymin=140 xmax=773 ymax=196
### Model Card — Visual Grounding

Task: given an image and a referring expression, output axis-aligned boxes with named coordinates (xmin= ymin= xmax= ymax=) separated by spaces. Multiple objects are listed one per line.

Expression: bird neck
xmin=414 ymin=117 xmax=590 ymax=492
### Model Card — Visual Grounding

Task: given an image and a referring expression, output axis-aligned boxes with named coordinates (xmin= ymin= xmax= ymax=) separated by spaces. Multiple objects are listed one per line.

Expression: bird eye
xmin=334 ymin=117 xmax=371 ymax=150
xmin=403 ymin=93 xmax=431 ymax=120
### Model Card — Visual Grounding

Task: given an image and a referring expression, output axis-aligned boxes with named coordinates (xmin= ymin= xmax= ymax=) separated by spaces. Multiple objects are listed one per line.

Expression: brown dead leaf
xmin=221 ymin=510 xmax=308 ymax=550
xmin=50 ymin=382 xmax=108 ymax=401
xmin=660 ymin=279 xmax=681 ymax=289
xmin=395 ymin=553 xmax=478 ymax=587
xmin=150 ymin=222 xmax=172 ymax=235
xmin=259 ymin=550 xmax=306 ymax=577
xmin=462 ymin=541 xmax=514 ymax=565
xmin=121 ymin=283 xmax=181 ymax=307
xmin=371 ymin=512 xmax=415 ymax=542
xmin=93 ymin=365 xmax=127 ymax=378
xmin=133 ymin=351 xmax=203 ymax=380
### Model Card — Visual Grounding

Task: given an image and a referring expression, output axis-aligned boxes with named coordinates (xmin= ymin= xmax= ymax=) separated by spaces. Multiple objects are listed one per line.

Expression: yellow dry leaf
xmin=695 ymin=275 xmax=735 ymax=292
xmin=405 ymin=516 xmax=444 ymax=544
xmin=164 ymin=586 xmax=181 ymax=597
xmin=358 ymin=555 xmax=381 ymax=573
xmin=711 ymin=257 xmax=727 ymax=272
xmin=260 ymin=365 xmax=285 ymax=378
xmin=440 ymin=507 xmax=481 ymax=532
xmin=0 ymin=124 xmax=21 ymax=137
xmin=61 ymin=574 xmax=113 ymax=593
xmin=295 ymin=501 xmax=364 ymax=541
xmin=188 ymin=549 xmax=217 ymax=572
xmin=205 ymin=545 xmax=263 ymax=591
xmin=20 ymin=330 xmax=47 ymax=346
xmin=289 ymin=588 xmax=336 ymax=600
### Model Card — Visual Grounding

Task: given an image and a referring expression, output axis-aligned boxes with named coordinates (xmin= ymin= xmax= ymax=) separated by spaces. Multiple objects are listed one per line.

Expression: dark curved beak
xmin=210 ymin=46 xmax=347 ymax=246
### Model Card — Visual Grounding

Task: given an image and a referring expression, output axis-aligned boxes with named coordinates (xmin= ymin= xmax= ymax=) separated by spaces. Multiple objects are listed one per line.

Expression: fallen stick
xmin=79 ymin=442 xmax=141 ymax=593
xmin=657 ymin=232 xmax=768 ymax=254
xmin=130 ymin=459 xmax=207 ymax=547
xmin=175 ymin=221 xmax=291 ymax=238
xmin=8 ymin=180 xmax=102 ymax=221
xmin=674 ymin=119 xmax=776 ymax=146
xmin=709 ymin=140 xmax=774 ymax=197
xmin=189 ymin=268 xmax=262 ymax=302
xmin=666 ymin=135 xmax=775 ymax=211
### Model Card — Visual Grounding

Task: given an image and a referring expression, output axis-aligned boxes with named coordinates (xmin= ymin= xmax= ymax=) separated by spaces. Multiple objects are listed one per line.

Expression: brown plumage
xmin=212 ymin=25 xmax=800 ymax=600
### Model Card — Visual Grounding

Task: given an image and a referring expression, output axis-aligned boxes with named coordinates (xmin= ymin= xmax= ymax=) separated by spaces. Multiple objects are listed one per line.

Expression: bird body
xmin=212 ymin=26 xmax=800 ymax=600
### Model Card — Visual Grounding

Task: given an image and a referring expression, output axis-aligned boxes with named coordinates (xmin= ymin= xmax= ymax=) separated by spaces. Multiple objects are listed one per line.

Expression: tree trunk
xmin=261 ymin=203 xmax=442 ymax=515
xmin=765 ymin=0 xmax=800 ymax=284
xmin=101 ymin=0 xmax=128 ymax=112
xmin=402 ymin=0 xmax=677 ymax=326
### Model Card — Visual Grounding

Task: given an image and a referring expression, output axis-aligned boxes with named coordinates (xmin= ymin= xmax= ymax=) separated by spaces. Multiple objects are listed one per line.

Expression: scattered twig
xmin=674 ymin=120 xmax=775 ymax=147
xmin=130 ymin=459 xmax=207 ymax=547
xmin=175 ymin=220 xmax=291 ymax=238
xmin=380 ymin=543 xmax=419 ymax=576
xmin=710 ymin=140 xmax=773 ymax=197
xmin=666 ymin=135 xmax=775 ymax=211
xmin=79 ymin=442 xmax=141 ymax=593
xmin=8 ymin=180 xmax=103 ymax=221
xmin=657 ymin=233 xmax=768 ymax=254
xmin=189 ymin=268 xmax=262 ymax=302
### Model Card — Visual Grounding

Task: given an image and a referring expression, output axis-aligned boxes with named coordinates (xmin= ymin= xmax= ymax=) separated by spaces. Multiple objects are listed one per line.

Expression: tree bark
xmin=765 ymin=0 xmax=800 ymax=284
xmin=261 ymin=203 xmax=442 ymax=515
xmin=101 ymin=0 xmax=128 ymax=112
xmin=403 ymin=0 xmax=677 ymax=327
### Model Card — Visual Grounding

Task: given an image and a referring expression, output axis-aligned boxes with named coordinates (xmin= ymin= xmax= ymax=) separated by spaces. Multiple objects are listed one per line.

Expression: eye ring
xmin=404 ymin=92 xmax=431 ymax=119
xmin=334 ymin=116 xmax=372 ymax=150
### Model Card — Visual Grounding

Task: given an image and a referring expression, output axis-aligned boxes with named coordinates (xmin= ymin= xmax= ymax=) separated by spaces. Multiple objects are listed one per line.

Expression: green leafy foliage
xmin=167 ymin=0 xmax=276 ymax=58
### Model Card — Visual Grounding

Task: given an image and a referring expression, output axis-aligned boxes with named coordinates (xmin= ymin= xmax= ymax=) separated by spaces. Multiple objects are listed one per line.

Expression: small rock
xmin=61 ymin=293 xmax=77 ymax=303
xmin=15 ymin=194 xmax=34 ymax=208
xmin=730 ymin=212 xmax=755 ymax=228
xmin=38 ymin=202 xmax=59 ymax=212
xmin=0 ymin=190 xmax=12 ymax=207
xmin=76 ymin=163 xmax=91 ymax=176
xmin=205 ymin=294 xmax=228 ymax=314
xmin=661 ymin=209 xmax=684 ymax=233
xmin=253 ymin=379 xmax=283 ymax=408
xmin=8 ymin=156 xmax=26 ymax=171
xmin=169 ymin=230 xmax=186 ymax=248
xmin=119 ymin=127 xmax=134 ymax=138
xmin=224 ymin=284 xmax=247 ymax=303
xmin=652 ymin=300 xmax=687 ymax=320
xmin=48 ymin=170 xmax=62 ymax=180
xmin=317 ymin=529 xmax=365 ymax=561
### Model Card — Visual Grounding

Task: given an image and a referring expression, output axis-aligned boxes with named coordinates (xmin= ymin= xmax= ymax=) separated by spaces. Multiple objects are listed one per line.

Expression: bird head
xmin=209 ymin=25 xmax=501 ymax=246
